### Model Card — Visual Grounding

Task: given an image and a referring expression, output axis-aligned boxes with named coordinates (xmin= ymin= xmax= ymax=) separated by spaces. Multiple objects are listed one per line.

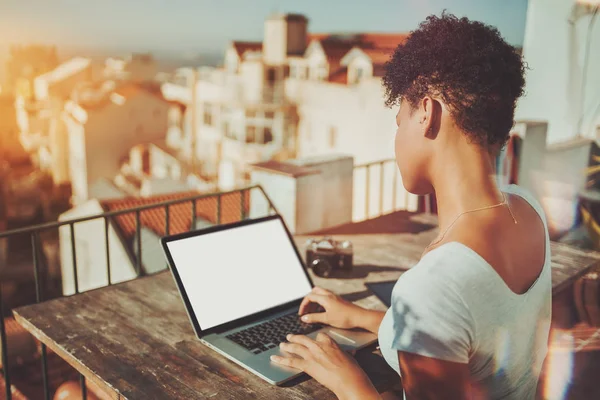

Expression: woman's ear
xmin=421 ymin=96 xmax=441 ymax=139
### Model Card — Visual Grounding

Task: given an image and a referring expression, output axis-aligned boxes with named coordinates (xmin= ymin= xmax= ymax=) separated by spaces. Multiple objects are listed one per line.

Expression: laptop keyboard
xmin=226 ymin=312 xmax=322 ymax=354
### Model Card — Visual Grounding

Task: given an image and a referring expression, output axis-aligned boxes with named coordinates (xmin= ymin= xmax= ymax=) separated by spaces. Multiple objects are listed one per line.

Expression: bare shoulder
xmin=449 ymin=191 xmax=547 ymax=294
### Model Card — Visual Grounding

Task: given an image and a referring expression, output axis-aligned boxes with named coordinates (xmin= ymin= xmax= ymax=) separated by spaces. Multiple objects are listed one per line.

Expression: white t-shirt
xmin=378 ymin=184 xmax=552 ymax=399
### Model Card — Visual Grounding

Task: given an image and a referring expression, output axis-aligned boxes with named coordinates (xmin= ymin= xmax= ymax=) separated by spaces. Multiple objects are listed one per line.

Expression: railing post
xmin=32 ymin=233 xmax=50 ymax=400
xmin=0 ymin=284 xmax=11 ymax=400
xmin=191 ymin=200 xmax=197 ymax=231
xmin=165 ymin=204 xmax=170 ymax=235
xmin=256 ymin=185 xmax=279 ymax=216
xmin=240 ymin=190 xmax=246 ymax=220
xmin=135 ymin=210 xmax=142 ymax=276
xmin=69 ymin=224 xmax=79 ymax=294
xmin=217 ymin=193 xmax=222 ymax=224
xmin=104 ymin=217 xmax=112 ymax=286
xmin=80 ymin=374 xmax=87 ymax=400
xmin=365 ymin=164 xmax=370 ymax=220
xmin=379 ymin=161 xmax=385 ymax=216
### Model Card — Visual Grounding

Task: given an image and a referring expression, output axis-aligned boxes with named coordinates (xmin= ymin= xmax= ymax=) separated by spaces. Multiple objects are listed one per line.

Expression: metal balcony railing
xmin=352 ymin=158 xmax=433 ymax=221
xmin=0 ymin=160 xmax=432 ymax=399
xmin=0 ymin=185 xmax=278 ymax=400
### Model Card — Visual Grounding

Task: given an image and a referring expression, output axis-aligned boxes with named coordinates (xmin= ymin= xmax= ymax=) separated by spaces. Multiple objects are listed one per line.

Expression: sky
xmin=0 ymin=0 xmax=529 ymax=56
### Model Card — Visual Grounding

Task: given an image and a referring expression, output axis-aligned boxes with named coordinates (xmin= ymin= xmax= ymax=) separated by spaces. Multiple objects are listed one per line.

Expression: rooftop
xmin=99 ymin=190 xmax=250 ymax=242
xmin=232 ymin=41 xmax=263 ymax=58
xmin=251 ymin=160 xmax=320 ymax=178
xmin=35 ymin=57 xmax=91 ymax=84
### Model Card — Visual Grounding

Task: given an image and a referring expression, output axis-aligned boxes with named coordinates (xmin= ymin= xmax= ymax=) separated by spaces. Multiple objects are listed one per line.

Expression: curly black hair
xmin=382 ymin=12 xmax=526 ymax=149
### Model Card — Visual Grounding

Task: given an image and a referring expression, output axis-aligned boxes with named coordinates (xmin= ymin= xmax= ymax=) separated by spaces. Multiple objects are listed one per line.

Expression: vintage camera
xmin=305 ymin=237 xmax=353 ymax=278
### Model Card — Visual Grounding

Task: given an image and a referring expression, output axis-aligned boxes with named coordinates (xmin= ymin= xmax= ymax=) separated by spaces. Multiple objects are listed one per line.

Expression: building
xmin=103 ymin=53 xmax=158 ymax=82
xmin=33 ymin=57 xmax=93 ymax=102
xmin=63 ymin=82 xmax=173 ymax=205
xmin=4 ymin=45 xmax=59 ymax=98
xmin=0 ymin=92 xmax=25 ymax=158
xmin=290 ymin=33 xmax=406 ymax=166
xmin=58 ymin=190 xmax=250 ymax=295
xmin=515 ymin=0 xmax=600 ymax=143
xmin=162 ymin=13 xmax=407 ymax=193
xmin=113 ymin=139 xmax=215 ymax=198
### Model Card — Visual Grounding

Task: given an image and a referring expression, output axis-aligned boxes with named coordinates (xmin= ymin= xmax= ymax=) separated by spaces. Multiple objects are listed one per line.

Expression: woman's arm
xmin=351 ymin=308 xmax=386 ymax=334
xmin=299 ymin=287 xmax=386 ymax=334
xmin=398 ymin=351 xmax=471 ymax=400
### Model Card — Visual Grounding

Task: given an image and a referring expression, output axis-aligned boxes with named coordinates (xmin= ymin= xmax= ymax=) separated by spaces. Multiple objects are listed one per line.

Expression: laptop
xmin=160 ymin=214 xmax=377 ymax=385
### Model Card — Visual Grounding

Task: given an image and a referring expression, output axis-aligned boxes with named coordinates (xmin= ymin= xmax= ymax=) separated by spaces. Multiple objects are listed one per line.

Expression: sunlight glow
xmin=544 ymin=330 xmax=574 ymax=400
xmin=494 ymin=328 xmax=510 ymax=374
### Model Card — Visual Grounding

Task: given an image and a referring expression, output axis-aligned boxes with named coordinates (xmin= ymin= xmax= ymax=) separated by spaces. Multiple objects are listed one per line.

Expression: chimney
xmin=263 ymin=14 xmax=308 ymax=66
xmin=249 ymin=154 xmax=354 ymax=234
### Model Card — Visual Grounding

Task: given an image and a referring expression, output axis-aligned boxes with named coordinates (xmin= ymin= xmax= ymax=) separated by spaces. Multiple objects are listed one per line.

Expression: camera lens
xmin=311 ymin=258 xmax=333 ymax=278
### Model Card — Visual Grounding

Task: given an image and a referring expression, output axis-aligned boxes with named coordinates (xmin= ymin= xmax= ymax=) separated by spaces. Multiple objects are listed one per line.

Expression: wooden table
xmin=13 ymin=224 xmax=600 ymax=399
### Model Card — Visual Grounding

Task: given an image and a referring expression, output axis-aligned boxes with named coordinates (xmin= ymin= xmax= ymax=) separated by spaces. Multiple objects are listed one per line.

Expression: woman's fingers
xmin=300 ymin=311 xmax=327 ymax=324
xmin=270 ymin=354 xmax=306 ymax=371
xmin=298 ymin=293 xmax=329 ymax=315
xmin=279 ymin=342 xmax=311 ymax=360
xmin=286 ymin=334 xmax=321 ymax=352
xmin=315 ymin=332 xmax=335 ymax=345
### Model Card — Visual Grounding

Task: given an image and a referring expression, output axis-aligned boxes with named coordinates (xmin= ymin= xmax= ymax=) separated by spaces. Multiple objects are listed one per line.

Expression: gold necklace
xmin=424 ymin=191 xmax=518 ymax=253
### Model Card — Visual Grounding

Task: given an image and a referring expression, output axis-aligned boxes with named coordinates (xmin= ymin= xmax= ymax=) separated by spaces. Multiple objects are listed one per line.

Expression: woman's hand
xmin=298 ymin=287 xmax=363 ymax=329
xmin=271 ymin=332 xmax=380 ymax=400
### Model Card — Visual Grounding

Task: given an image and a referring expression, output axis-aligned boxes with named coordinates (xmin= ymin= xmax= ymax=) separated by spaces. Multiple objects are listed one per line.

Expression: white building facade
xmin=64 ymin=83 xmax=172 ymax=205
xmin=162 ymin=14 xmax=407 ymax=195
xmin=516 ymin=0 xmax=600 ymax=143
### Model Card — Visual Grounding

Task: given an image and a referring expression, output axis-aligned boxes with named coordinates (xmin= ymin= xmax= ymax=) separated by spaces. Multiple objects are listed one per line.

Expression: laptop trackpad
xmin=308 ymin=326 xmax=377 ymax=352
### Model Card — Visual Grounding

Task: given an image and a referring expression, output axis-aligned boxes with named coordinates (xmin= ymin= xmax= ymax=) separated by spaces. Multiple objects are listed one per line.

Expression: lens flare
xmin=494 ymin=328 xmax=511 ymax=374
xmin=544 ymin=330 xmax=574 ymax=400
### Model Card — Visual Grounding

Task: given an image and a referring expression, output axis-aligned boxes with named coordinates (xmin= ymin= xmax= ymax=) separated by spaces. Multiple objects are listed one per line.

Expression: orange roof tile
xmin=358 ymin=33 xmax=408 ymax=50
xmin=100 ymin=190 xmax=251 ymax=242
xmin=329 ymin=67 xmax=348 ymax=84
xmin=232 ymin=41 xmax=262 ymax=58
xmin=309 ymin=33 xmax=407 ymax=51
xmin=307 ymin=33 xmax=330 ymax=44
xmin=307 ymin=32 xmax=406 ymax=82
xmin=362 ymin=47 xmax=394 ymax=65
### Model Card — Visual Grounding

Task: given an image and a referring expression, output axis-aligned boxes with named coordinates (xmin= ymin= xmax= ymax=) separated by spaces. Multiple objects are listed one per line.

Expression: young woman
xmin=271 ymin=12 xmax=551 ymax=400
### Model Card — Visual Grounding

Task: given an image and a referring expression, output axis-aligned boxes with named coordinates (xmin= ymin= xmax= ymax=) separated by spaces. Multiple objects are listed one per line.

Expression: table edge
xmin=12 ymin=310 xmax=126 ymax=400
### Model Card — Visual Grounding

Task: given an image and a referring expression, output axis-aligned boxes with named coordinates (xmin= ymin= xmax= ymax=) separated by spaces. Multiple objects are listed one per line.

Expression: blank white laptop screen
xmin=166 ymin=218 xmax=312 ymax=330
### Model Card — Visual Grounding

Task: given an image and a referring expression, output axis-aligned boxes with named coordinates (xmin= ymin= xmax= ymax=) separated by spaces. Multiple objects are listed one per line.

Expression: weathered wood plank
xmin=12 ymin=224 xmax=600 ymax=399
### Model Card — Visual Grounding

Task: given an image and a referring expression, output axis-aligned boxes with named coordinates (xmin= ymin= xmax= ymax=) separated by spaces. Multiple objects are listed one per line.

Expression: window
xmin=203 ymin=105 xmax=212 ymax=126
xmin=315 ymin=64 xmax=328 ymax=80
xmin=329 ymin=127 xmax=337 ymax=148
xmin=245 ymin=109 xmax=256 ymax=119
xmin=355 ymin=67 xmax=364 ymax=83
xmin=263 ymin=127 xmax=273 ymax=144
xmin=296 ymin=65 xmax=306 ymax=79
xmin=265 ymin=111 xmax=275 ymax=120
xmin=246 ymin=126 xmax=256 ymax=143
xmin=223 ymin=122 xmax=230 ymax=139
xmin=267 ymin=68 xmax=276 ymax=83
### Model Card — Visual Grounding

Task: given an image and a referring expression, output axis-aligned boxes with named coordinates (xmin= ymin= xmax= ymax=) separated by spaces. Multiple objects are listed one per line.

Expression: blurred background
xmin=0 ymin=0 xmax=599 ymax=399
